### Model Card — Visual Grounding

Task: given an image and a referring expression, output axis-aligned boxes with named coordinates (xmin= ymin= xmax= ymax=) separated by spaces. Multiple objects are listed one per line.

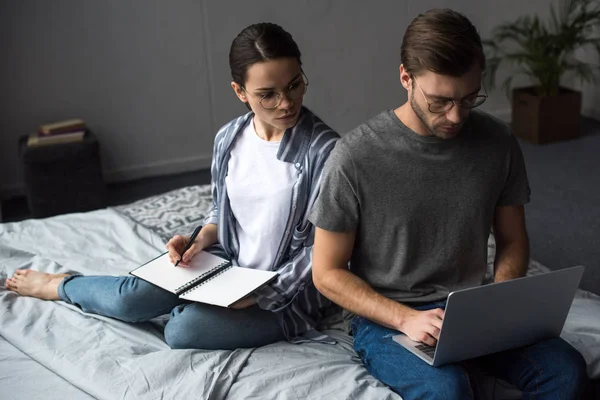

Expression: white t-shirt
xmin=225 ymin=120 xmax=296 ymax=270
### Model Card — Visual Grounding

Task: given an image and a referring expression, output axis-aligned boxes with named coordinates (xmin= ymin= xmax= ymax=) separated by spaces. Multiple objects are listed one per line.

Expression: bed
xmin=1 ymin=185 xmax=599 ymax=400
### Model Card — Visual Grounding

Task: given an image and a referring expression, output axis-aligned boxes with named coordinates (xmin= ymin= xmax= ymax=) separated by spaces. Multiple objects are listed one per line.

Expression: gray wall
xmin=1 ymin=0 xmax=597 ymax=197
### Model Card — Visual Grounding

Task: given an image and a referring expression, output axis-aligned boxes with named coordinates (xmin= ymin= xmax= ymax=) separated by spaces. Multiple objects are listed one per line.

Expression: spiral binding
xmin=175 ymin=261 xmax=231 ymax=295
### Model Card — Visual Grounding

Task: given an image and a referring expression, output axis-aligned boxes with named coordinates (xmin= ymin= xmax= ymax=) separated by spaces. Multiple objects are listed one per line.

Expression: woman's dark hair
xmin=229 ymin=22 xmax=302 ymax=86
xmin=401 ymin=9 xmax=485 ymax=77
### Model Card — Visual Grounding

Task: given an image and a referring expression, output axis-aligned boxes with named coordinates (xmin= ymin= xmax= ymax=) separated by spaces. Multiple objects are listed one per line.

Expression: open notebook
xmin=130 ymin=251 xmax=278 ymax=308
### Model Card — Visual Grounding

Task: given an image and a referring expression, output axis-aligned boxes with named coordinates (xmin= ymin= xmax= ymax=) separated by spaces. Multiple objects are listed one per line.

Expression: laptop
xmin=392 ymin=265 xmax=585 ymax=367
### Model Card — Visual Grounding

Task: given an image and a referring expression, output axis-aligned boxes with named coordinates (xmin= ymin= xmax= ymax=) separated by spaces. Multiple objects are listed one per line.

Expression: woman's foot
xmin=5 ymin=270 xmax=69 ymax=300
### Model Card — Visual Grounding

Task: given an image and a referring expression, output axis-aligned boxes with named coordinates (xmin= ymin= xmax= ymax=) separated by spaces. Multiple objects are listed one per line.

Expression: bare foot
xmin=5 ymin=270 xmax=69 ymax=300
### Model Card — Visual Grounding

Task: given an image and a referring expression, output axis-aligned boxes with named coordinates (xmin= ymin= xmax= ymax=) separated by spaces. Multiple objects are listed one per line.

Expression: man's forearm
xmin=314 ymin=268 xmax=414 ymax=331
xmin=494 ymin=237 xmax=529 ymax=282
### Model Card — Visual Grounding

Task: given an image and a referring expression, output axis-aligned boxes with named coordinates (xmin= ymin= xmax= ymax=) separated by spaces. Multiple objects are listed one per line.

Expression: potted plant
xmin=484 ymin=0 xmax=600 ymax=144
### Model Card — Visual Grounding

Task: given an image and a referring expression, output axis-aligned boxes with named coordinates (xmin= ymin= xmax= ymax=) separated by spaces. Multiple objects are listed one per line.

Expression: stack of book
xmin=27 ymin=119 xmax=87 ymax=147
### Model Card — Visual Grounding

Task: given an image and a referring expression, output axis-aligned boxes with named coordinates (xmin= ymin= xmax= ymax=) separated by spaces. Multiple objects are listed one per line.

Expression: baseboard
xmin=0 ymin=154 xmax=212 ymax=200
xmin=102 ymin=154 xmax=212 ymax=183
xmin=583 ymin=107 xmax=600 ymax=121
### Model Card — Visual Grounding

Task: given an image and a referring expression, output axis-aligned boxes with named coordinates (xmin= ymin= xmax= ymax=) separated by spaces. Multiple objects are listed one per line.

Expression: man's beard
xmin=409 ymin=91 xmax=464 ymax=139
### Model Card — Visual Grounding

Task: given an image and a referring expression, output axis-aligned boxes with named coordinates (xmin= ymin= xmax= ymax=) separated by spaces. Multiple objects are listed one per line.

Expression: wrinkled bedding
xmin=1 ymin=186 xmax=598 ymax=400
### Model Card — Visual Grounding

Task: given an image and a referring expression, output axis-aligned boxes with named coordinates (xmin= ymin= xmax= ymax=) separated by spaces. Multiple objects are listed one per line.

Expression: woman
xmin=6 ymin=23 xmax=339 ymax=350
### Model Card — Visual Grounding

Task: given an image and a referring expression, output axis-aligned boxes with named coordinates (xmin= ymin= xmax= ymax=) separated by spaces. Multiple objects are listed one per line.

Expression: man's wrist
xmin=392 ymin=303 xmax=414 ymax=331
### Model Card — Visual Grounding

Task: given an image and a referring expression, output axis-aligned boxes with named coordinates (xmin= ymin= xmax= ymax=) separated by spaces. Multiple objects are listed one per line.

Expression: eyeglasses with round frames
xmin=412 ymin=75 xmax=487 ymax=113
xmin=242 ymin=71 xmax=309 ymax=110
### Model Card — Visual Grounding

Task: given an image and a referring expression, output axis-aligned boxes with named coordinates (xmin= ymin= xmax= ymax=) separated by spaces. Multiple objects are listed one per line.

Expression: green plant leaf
xmin=484 ymin=0 xmax=600 ymax=96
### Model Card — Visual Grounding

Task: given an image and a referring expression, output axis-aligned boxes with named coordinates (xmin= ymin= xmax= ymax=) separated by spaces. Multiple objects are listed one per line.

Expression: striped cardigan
xmin=203 ymin=107 xmax=339 ymax=343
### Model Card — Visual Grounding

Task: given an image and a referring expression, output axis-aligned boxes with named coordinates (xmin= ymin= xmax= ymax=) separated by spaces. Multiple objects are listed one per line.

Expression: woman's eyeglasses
xmin=242 ymin=71 xmax=309 ymax=110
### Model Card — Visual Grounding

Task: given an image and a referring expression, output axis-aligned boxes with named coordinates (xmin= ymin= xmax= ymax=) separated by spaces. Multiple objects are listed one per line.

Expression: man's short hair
xmin=401 ymin=9 xmax=485 ymax=77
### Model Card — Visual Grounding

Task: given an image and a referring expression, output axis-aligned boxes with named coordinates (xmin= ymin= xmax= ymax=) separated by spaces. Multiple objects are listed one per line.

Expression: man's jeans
xmin=351 ymin=301 xmax=588 ymax=399
xmin=58 ymin=275 xmax=285 ymax=350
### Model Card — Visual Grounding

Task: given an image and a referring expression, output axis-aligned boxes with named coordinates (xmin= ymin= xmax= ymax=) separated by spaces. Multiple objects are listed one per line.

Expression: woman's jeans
xmin=58 ymin=275 xmax=285 ymax=350
xmin=351 ymin=301 xmax=588 ymax=400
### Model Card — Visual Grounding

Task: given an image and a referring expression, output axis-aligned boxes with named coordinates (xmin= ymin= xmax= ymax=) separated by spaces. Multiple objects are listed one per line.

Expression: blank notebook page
xmin=131 ymin=251 xmax=229 ymax=293
xmin=180 ymin=266 xmax=277 ymax=307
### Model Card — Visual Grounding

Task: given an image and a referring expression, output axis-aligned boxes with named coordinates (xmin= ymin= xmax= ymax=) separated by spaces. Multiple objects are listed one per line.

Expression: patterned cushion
xmin=113 ymin=185 xmax=212 ymax=243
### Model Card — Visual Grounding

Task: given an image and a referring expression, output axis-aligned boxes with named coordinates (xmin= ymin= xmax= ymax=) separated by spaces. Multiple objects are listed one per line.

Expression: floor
xmin=517 ymin=117 xmax=600 ymax=295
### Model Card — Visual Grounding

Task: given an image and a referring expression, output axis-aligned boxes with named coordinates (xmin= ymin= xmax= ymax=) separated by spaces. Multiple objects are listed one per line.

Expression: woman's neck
xmin=253 ymin=118 xmax=285 ymax=142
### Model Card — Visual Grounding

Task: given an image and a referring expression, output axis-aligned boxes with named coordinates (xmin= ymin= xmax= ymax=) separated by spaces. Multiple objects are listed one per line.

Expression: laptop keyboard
xmin=415 ymin=344 xmax=436 ymax=358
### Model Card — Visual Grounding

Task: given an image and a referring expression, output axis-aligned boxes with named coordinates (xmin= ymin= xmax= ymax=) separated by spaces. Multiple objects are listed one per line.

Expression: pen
xmin=175 ymin=225 xmax=202 ymax=266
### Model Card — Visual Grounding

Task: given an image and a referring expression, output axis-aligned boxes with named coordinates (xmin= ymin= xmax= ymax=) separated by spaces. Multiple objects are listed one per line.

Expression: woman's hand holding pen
xmin=166 ymin=224 xmax=218 ymax=267
xmin=166 ymin=234 xmax=202 ymax=267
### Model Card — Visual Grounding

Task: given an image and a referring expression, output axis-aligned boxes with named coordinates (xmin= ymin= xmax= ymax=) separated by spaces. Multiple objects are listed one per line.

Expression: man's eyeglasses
xmin=412 ymin=75 xmax=487 ymax=114
xmin=242 ymin=71 xmax=309 ymax=110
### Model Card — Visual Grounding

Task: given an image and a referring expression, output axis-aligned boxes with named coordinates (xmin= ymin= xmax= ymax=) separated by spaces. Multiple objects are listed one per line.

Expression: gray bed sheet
xmin=0 ymin=335 xmax=93 ymax=400
xmin=1 ymin=196 xmax=599 ymax=400
xmin=0 ymin=209 xmax=399 ymax=399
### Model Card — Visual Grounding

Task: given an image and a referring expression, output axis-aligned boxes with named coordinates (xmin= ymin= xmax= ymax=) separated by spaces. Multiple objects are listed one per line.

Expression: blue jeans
xmin=351 ymin=301 xmax=588 ymax=400
xmin=58 ymin=275 xmax=285 ymax=350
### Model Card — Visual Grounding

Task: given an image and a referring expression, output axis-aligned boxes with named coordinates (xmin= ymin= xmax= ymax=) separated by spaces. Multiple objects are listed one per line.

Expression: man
xmin=309 ymin=8 xmax=587 ymax=399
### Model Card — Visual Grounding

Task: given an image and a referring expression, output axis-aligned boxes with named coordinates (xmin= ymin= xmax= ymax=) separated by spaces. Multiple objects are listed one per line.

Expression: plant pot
xmin=511 ymin=87 xmax=582 ymax=144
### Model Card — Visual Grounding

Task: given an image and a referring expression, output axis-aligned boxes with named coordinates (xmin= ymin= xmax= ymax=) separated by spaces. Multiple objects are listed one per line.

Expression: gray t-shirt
xmin=309 ymin=109 xmax=530 ymax=309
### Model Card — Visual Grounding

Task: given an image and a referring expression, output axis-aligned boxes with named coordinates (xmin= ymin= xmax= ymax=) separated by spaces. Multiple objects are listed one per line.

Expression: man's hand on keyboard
xmin=398 ymin=308 xmax=445 ymax=346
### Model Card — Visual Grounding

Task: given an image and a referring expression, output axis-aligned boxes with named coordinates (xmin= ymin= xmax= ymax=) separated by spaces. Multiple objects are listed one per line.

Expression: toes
xmin=5 ymin=278 xmax=16 ymax=290
xmin=15 ymin=269 xmax=29 ymax=277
